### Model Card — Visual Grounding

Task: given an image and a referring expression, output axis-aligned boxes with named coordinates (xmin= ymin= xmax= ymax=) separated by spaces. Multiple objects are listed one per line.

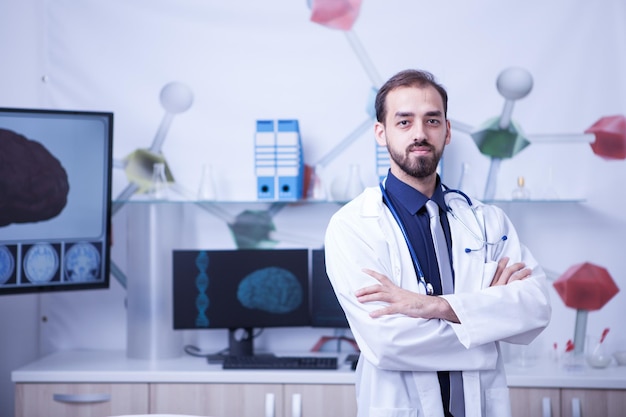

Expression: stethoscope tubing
xmin=443 ymin=186 xmax=508 ymax=253
xmin=380 ymin=182 xmax=507 ymax=296
xmin=380 ymin=183 xmax=433 ymax=295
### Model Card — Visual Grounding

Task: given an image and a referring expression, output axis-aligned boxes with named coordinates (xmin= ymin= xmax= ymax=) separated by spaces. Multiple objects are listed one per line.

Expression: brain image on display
xmin=0 ymin=128 xmax=69 ymax=227
xmin=237 ymin=266 xmax=303 ymax=313
xmin=0 ymin=245 xmax=15 ymax=285
xmin=64 ymin=242 xmax=101 ymax=282
xmin=23 ymin=243 xmax=59 ymax=283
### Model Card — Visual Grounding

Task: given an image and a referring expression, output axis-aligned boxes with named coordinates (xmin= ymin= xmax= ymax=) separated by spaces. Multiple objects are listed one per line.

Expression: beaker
xmin=197 ymin=163 xmax=218 ymax=201
xmin=151 ymin=162 xmax=169 ymax=200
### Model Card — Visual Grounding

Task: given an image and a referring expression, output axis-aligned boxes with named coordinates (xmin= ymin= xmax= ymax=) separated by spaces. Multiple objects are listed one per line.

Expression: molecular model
xmin=307 ymin=0 xmax=626 ymax=201
xmin=113 ymin=81 xmax=194 ymax=213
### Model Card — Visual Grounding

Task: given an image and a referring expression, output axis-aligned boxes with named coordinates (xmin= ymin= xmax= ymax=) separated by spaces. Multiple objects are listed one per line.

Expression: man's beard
xmin=388 ymin=141 xmax=442 ymax=179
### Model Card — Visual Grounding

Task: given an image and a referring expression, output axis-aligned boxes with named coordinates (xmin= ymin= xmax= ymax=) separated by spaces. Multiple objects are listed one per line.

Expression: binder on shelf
xmin=254 ymin=119 xmax=304 ymax=201
xmin=255 ymin=120 xmax=277 ymax=200
xmin=376 ymin=143 xmax=390 ymax=181
xmin=276 ymin=119 xmax=303 ymax=200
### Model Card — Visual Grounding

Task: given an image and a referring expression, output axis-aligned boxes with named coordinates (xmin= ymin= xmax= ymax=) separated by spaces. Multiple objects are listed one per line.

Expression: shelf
xmin=112 ymin=198 xmax=344 ymax=206
xmin=487 ymin=198 xmax=585 ymax=204
xmin=113 ymin=197 xmax=584 ymax=206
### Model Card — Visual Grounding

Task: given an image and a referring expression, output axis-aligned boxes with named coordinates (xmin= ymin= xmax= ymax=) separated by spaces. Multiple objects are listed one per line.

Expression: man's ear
xmin=374 ymin=122 xmax=386 ymax=147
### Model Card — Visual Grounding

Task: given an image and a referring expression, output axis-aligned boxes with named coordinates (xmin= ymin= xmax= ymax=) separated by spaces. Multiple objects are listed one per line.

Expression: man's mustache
xmin=407 ymin=140 xmax=434 ymax=152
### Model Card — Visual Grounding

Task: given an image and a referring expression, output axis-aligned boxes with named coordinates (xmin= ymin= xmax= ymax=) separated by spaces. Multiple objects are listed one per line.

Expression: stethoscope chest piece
xmin=426 ymin=282 xmax=434 ymax=296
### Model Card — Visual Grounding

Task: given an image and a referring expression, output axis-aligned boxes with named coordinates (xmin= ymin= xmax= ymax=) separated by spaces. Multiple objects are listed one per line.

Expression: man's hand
xmin=490 ymin=257 xmax=531 ymax=286
xmin=356 ymin=269 xmax=459 ymax=322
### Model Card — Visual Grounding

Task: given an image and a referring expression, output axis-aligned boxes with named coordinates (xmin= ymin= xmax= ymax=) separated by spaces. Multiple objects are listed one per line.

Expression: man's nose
xmin=412 ymin=124 xmax=427 ymax=142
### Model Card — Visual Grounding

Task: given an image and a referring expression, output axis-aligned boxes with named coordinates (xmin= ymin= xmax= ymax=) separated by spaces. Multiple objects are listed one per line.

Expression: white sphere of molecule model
xmin=160 ymin=82 xmax=194 ymax=114
xmin=496 ymin=67 xmax=533 ymax=100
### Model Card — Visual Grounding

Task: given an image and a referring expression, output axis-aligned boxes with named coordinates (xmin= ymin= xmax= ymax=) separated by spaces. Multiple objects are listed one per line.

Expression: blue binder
xmin=254 ymin=120 xmax=276 ymax=200
xmin=276 ymin=119 xmax=303 ymax=200
xmin=254 ymin=119 xmax=303 ymax=200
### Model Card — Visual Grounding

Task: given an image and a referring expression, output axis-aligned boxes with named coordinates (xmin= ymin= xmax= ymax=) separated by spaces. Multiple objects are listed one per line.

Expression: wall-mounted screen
xmin=0 ymin=108 xmax=113 ymax=295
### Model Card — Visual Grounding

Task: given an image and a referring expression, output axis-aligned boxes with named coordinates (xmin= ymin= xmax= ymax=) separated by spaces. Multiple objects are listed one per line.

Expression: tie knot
xmin=425 ymin=200 xmax=440 ymax=219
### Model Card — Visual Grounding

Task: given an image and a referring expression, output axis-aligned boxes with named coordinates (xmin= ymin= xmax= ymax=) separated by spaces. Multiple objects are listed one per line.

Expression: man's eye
xmin=398 ymin=120 xmax=409 ymax=126
xmin=427 ymin=119 xmax=441 ymax=125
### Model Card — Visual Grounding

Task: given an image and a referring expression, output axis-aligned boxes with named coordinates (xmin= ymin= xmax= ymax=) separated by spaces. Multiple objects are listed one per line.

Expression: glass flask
xmin=151 ymin=162 xmax=169 ymax=200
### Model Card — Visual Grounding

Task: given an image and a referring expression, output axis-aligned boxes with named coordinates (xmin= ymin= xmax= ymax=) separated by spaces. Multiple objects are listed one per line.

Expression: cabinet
xmin=149 ymin=383 xmax=282 ymax=416
xmin=12 ymin=351 xmax=358 ymax=417
xmin=510 ymin=387 xmax=626 ymax=417
xmin=14 ymin=383 xmax=149 ymax=417
xmin=510 ymin=388 xmax=560 ymax=417
xmin=149 ymin=383 xmax=357 ymax=417
xmin=560 ymin=389 xmax=626 ymax=417
xmin=14 ymin=381 xmax=356 ymax=417
xmin=20 ymin=382 xmax=626 ymax=417
xmin=12 ymin=351 xmax=626 ymax=417
xmin=283 ymin=384 xmax=357 ymax=417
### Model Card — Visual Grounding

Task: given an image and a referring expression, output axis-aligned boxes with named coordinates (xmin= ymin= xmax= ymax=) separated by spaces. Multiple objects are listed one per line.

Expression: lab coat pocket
xmin=481 ymin=261 xmax=498 ymax=289
xmin=484 ymin=387 xmax=512 ymax=417
xmin=370 ymin=407 xmax=417 ymax=417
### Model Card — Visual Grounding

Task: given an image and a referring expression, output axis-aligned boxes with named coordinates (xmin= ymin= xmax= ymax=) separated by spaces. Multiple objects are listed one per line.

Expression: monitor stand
xmin=206 ymin=327 xmax=275 ymax=363
xmin=227 ymin=327 xmax=255 ymax=356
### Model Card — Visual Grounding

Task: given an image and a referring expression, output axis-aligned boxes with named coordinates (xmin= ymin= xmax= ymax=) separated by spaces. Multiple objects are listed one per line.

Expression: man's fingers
xmin=355 ymin=283 xmax=386 ymax=297
xmin=507 ymin=267 xmax=532 ymax=283
xmin=496 ymin=257 xmax=509 ymax=274
xmin=490 ymin=257 xmax=510 ymax=286
xmin=492 ymin=262 xmax=531 ymax=286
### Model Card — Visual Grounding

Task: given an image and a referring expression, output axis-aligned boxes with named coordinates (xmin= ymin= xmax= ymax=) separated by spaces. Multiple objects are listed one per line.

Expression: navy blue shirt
xmin=382 ymin=171 xmax=454 ymax=295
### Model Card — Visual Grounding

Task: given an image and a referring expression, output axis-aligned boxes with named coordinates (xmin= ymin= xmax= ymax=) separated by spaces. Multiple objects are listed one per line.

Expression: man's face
xmin=374 ymin=85 xmax=451 ymax=180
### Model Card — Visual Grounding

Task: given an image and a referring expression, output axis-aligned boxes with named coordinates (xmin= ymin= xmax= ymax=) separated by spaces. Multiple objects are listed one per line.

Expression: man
xmin=324 ymin=69 xmax=551 ymax=417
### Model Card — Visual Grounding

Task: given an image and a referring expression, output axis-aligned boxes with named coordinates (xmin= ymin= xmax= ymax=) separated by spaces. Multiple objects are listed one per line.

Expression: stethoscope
xmin=442 ymin=185 xmax=508 ymax=253
xmin=379 ymin=182 xmax=507 ymax=296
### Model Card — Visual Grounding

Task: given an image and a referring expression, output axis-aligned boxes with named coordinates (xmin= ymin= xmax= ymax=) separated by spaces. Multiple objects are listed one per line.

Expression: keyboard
xmin=221 ymin=355 xmax=338 ymax=370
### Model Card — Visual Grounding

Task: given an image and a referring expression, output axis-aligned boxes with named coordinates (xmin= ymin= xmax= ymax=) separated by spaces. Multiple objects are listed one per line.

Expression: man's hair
xmin=375 ymin=69 xmax=448 ymax=123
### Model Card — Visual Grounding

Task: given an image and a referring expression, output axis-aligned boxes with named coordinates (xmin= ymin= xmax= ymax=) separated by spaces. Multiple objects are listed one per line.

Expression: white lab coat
xmin=324 ymin=186 xmax=551 ymax=417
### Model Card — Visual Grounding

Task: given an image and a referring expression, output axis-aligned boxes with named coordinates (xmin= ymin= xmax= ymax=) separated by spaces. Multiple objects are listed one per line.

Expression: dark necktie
xmin=426 ymin=200 xmax=465 ymax=417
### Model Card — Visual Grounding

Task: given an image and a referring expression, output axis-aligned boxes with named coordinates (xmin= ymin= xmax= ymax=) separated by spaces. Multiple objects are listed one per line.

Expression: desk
xmin=13 ymin=350 xmax=626 ymax=417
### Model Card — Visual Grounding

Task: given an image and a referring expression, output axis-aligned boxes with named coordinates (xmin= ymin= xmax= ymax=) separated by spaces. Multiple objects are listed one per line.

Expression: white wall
xmin=1 ymin=1 xmax=626 ymax=416
xmin=0 ymin=1 xmax=45 ymax=416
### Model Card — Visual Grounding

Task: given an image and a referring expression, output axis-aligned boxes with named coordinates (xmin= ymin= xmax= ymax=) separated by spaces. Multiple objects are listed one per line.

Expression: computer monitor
xmin=0 ymin=108 xmax=113 ymax=295
xmin=310 ymin=248 xmax=349 ymax=328
xmin=173 ymin=248 xmax=310 ymax=356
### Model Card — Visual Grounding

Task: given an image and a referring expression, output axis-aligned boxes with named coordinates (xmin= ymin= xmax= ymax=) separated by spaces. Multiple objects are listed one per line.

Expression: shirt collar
xmin=385 ymin=171 xmax=446 ymax=215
